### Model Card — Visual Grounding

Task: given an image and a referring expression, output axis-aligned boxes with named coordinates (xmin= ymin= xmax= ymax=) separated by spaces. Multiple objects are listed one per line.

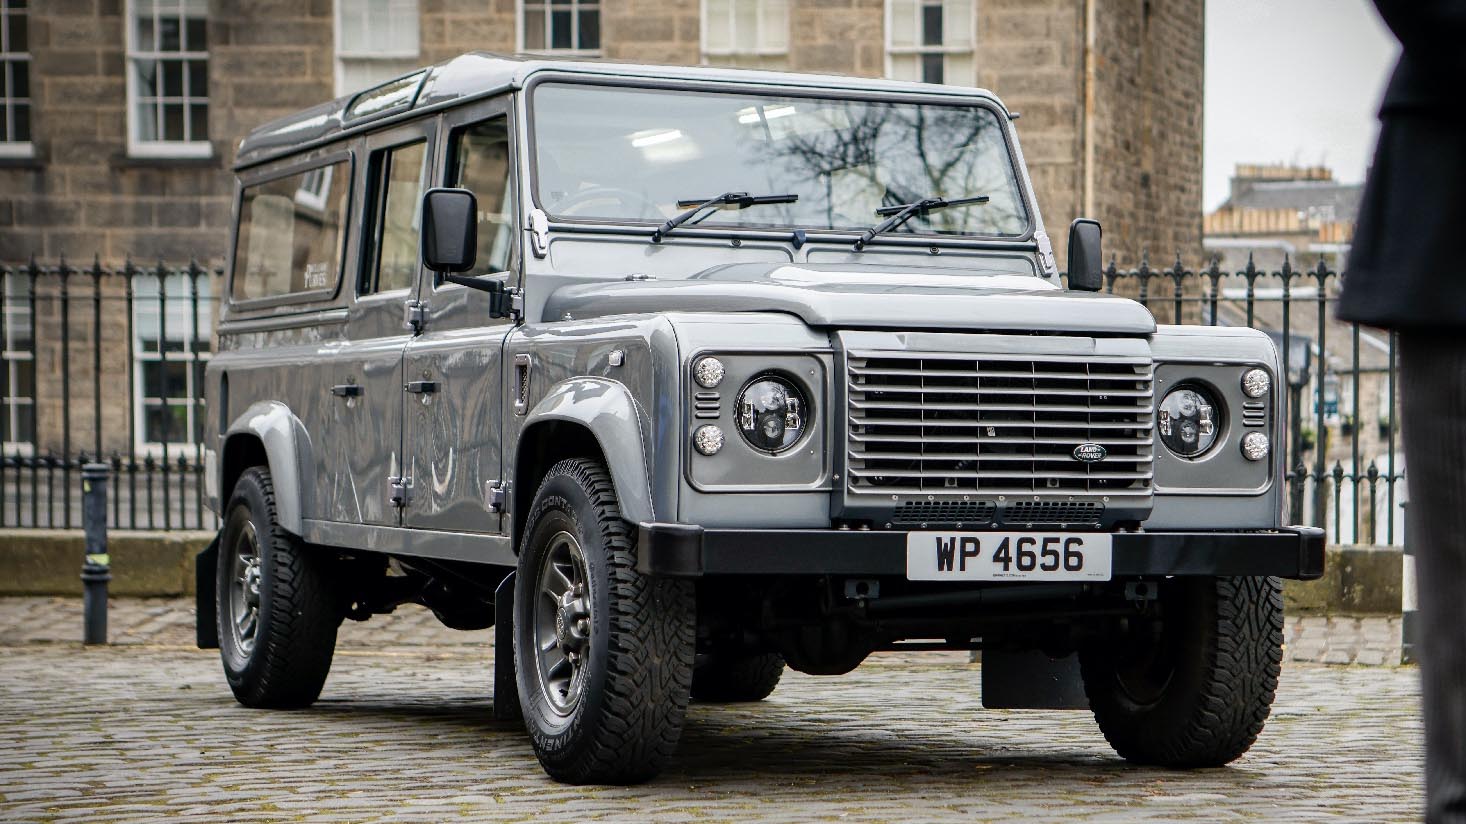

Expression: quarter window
xmin=520 ymin=0 xmax=600 ymax=54
xmin=362 ymin=141 xmax=428 ymax=294
xmin=126 ymin=0 xmax=210 ymax=157
xmin=885 ymin=0 xmax=974 ymax=86
xmin=0 ymin=0 xmax=31 ymax=156
xmin=232 ymin=159 xmax=352 ymax=302
xmin=702 ymin=0 xmax=788 ymax=70
xmin=448 ymin=118 xmax=516 ymax=278
xmin=334 ymin=0 xmax=420 ymax=96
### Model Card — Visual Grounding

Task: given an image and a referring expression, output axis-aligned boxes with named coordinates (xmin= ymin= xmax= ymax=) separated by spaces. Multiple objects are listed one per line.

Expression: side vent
xmin=514 ymin=354 xmax=532 ymax=415
xmin=1242 ymin=400 xmax=1267 ymax=427
xmin=694 ymin=391 xmax=721 ymax=419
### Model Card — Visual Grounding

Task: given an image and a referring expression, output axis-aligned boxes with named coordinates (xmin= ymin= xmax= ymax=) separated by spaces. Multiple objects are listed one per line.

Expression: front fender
xmin=223 ymin=401 xmax=314 ymax=536
xmin=520 ymin=377 xmax=654 ymax=524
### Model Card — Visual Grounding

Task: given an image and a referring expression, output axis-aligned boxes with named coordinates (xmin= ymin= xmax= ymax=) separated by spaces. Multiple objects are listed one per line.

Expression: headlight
xmin=736 ymin=374 xmax=808 ymax=454
xmin=1158 ymin=385 xmax=1220 ymax=458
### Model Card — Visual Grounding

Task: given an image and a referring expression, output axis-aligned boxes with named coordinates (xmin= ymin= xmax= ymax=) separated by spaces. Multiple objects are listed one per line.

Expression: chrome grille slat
xmin=846 ymin=351 xmax=1154 ymax=497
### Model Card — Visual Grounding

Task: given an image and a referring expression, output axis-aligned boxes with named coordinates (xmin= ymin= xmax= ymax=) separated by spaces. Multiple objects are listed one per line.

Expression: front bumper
xmin=636 ymin=523 xmax=1326 ymax=580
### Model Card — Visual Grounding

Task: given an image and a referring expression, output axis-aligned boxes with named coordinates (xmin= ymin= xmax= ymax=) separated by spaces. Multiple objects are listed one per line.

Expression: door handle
xmin=405 ymin=380 xmax=438 ymax=394
xmin=331 ymin=383 xmax=363 ymax=398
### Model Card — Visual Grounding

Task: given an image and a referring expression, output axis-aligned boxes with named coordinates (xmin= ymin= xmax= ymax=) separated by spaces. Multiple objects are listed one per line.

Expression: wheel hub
xmin=533 ymin=531 xmax=592 ymax=716
xmin=226 ymin=520 xmax=263 ymax=660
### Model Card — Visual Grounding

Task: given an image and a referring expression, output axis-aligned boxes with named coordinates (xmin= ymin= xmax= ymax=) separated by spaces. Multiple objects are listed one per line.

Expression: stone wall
xmin=1 ymin=0 xmax=1204 ymax=272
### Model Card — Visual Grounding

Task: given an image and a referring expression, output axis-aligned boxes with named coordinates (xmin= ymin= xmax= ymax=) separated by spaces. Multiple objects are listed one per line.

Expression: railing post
xmin=1401 ymin=488 xmax=1416 ymax=665
xmin=81 ymin=462 xmax=111 ymax=645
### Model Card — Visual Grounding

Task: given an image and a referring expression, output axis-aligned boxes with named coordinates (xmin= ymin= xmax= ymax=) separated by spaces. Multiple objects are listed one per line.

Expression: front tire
xmin=514 ymin=458 xmax=695 ymax=785
xmin=1079 ymin=575 xmax=1283 ymax=767
xmin=216 ymin=466 xmax=339 ymax=709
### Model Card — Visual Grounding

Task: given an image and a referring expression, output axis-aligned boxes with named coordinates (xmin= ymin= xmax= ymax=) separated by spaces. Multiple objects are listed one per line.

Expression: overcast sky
xmin=1203 ymin=0 xmax=1398 ymax=211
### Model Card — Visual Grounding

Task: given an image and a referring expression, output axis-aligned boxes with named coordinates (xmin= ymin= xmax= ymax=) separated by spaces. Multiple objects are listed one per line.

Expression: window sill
xmin=111 ymin=153 xmax=222 ymax=170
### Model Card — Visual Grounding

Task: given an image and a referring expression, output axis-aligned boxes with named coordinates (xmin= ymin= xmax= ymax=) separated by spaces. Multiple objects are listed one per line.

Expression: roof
xmin=1222 ymin=179 xmax=1364 ymax=223
xmin=234 ymin=51 xmax=1008 ymax=170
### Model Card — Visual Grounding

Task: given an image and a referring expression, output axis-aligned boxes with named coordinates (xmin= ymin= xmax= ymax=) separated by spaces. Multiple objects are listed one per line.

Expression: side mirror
xmin=1066 ymin=218 xmax=1103 ymax=292
xmin=421 ymin=187 xmax=477 ymax=273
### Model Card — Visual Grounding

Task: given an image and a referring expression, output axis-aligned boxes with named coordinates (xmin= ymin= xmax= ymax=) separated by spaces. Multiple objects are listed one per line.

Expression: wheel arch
xmin=512 ymin=378 xmax=655 ymax=549
xmin=219 ymin=400 xmax=314 ymax=536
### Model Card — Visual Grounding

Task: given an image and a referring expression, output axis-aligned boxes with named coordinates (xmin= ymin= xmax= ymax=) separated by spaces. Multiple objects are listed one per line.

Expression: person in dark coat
xmin=1337 ymin=2 xmax=1466 ymax=820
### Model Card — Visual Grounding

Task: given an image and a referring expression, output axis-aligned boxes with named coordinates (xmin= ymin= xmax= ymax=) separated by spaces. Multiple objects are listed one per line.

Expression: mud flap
xmin=981 ymin=649 xmax=1088 ymax=710
xmin=195 ymin=537 xmax=220 ymax=649
xmin=492 ymin=571 xmax=521 ymax=722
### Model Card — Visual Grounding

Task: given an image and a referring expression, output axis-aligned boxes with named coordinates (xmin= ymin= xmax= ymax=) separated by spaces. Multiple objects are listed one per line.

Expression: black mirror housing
xmin=1066 ymin=218 xmax=1104 ymax=292
xmin=421 ymin=187 xmax=478 ymax=273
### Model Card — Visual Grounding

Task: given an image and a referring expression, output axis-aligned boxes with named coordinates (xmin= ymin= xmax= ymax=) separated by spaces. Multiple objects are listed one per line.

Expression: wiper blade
xmin=651 ymin=191 xmax=799 ymax=243
xmin=853 ymin=194 xmax=991 ymax=251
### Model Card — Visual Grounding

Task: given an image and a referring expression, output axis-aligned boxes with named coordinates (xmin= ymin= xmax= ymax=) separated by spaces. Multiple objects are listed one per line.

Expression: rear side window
xmin=232 ymin=159 xmax=351 ymax=302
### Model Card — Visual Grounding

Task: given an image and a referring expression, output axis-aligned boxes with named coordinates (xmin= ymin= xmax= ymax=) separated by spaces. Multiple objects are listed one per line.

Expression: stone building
xmin=1204 ymin=163 xmax=1360 ymax=273
xmin=0 ymin=0 xmax=1204 ymax=462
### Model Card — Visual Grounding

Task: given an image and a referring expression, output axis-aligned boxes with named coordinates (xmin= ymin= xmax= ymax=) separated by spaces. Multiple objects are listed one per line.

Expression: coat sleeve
xmin=1373 ymin=0 xmax=1466 ymax=83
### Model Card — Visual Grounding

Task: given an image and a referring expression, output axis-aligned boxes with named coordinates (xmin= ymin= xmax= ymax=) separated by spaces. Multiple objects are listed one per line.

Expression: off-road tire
xmin=216 ymin=466 xmax=339 ymax=709
xmin=1079 ymin=575 xmax=1283 ymax=767
xmin=691 ymin=653 xmax=784 ymax=702
xmin=514 ymin=458 xmax=696 ymax=785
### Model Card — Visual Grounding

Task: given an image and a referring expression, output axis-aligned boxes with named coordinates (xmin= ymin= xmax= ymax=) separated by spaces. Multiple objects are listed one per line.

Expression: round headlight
xmin=1241 ymin=368 xmax=1271 ymax=398
xmin=736 ymin=374 xmax=809 ymax=454
xmin=1240 ymin=431 xmax=1270 ymax=461
xmin=694 ymin=357 xmax=725 ymax=389
xmin=693 ymin=425 xmax=725 ymax=456
xmin=1158 ymin=385 xmax=1221 ymax=458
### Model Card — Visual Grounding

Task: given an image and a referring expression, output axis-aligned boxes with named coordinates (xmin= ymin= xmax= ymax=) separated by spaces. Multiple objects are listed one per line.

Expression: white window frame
xmin=130 ymin=272 xmax=213 ymax=455
xmin=124 ymin=0 xmax=212 ymax=159
xmin=332 ymin=0 xmax=420 ymax=97
xmin=700 ymin=0 xmax=789 ymax=67
xmin=884 ymin=0 xmax=976 ymax=86
xmin=0 ymin=0 xmax=32 ymax=158
xmin=1 ymin=272 xmax=34 ymax=455
xmin=517 ymin=0 xmax=601 ymax=56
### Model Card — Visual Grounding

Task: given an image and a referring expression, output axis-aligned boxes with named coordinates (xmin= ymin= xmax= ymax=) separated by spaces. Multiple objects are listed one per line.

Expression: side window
xmin=232 ymin=159 xmax=351 ymax=302
xmin=448 ymin=117 xmax=516 ymax=278
xmin=362 ymin=139 xmax=428 ymax=295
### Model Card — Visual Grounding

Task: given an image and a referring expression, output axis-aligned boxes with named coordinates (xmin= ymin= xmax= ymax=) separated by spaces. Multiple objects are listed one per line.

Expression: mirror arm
xmin=442 ymin=274 xmax=514 ymax=319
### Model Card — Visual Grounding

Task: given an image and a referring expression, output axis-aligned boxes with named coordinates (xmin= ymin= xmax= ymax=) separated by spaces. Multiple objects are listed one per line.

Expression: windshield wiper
xmin=853 ymin=194 xmax=991 ymax=251
xmin=651 ymin=191 xmax=798 ymax=243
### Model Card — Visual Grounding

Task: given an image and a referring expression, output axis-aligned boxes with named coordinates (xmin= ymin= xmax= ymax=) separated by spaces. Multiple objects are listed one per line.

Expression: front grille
xmin=1005 ymin=501 xmax=1104 ymax=524
xmin=892 ymin=500 xmax=997 ymax=525
xmin=847 ymin=351 xmax=1154 ymax=497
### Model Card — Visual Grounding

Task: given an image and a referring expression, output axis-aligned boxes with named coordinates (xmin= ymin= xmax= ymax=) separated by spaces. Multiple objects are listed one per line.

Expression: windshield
xmin=531 ymin=83 xmax=1030 ymax=238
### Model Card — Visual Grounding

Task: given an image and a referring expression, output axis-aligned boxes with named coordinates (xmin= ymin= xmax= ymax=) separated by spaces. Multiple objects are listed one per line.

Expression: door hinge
xmin=508 ymin=287 xmax=524 ymax=323
xmin=404 ymin=300 xmax=428 ymax=333
xmin=528 ymin=208 xmax=550 ymax=258
xmin=388 ymin=475 xmax=413 ymax=507
xmin=487 ymin=481 xmax=507 ymax=513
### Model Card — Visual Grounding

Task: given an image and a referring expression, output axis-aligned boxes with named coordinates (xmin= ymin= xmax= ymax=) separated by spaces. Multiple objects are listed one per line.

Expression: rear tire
xmin=514 ymin=458 xmax=695 ymax=785
xmin=1079 ymin=576 xmax=1283 ymax=767
xmin=215 ymin=466 xmax=339 ymax=709
xmin=691 ymin=652 xmax=784 ymax=703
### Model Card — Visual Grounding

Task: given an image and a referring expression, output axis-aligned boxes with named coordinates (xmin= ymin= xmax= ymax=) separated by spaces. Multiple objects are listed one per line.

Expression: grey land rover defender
xmin=196 ymin=52 xmax=1325 ymax=785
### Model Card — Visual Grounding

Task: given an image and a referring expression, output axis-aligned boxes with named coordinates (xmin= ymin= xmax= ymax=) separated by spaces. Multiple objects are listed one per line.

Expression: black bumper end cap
xmin=637 ymin=522 xmax=705 ymax=577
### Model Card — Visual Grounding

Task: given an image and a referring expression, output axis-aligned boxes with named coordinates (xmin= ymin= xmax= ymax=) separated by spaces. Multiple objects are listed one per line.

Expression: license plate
xmin=905 ymin=532 xmax=1113 ymax=581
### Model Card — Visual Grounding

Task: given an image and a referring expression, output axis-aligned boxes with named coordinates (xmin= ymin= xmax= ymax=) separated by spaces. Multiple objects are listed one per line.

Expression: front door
xmin=401 ymin=99 xmax=518 ymax=533
xmin=317 ymin=120 xmax=436 ymax=525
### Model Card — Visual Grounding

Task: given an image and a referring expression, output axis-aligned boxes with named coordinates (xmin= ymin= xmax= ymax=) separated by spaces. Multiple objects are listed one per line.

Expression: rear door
xmin=316 ymin=120 xmax=435 ymax=525
xmin=401 ymin=98 xmax=518 ymax=533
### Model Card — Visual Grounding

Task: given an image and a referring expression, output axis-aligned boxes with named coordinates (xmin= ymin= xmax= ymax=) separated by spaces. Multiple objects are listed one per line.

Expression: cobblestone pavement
xmin=0 ymin=597 xmax=1404 ymax=666
xmin=0 ymin=599 xmax=1423 ymax=823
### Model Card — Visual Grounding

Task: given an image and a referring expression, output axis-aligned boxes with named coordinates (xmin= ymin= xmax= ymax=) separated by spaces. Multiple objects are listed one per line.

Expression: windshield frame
xmin=522 ymin=73 xmax=1037 ymax=245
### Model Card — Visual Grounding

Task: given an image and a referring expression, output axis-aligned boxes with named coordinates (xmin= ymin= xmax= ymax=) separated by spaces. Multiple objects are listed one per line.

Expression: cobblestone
xmin=0 ymin=642 xmax=1424 ymax=822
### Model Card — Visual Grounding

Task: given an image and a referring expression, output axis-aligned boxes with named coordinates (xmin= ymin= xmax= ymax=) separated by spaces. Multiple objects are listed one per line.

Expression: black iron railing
xmin=0 ymin=258 xmax=220 ymax=531
xmin=0 ymin=253 xmax=1404 ymax=543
